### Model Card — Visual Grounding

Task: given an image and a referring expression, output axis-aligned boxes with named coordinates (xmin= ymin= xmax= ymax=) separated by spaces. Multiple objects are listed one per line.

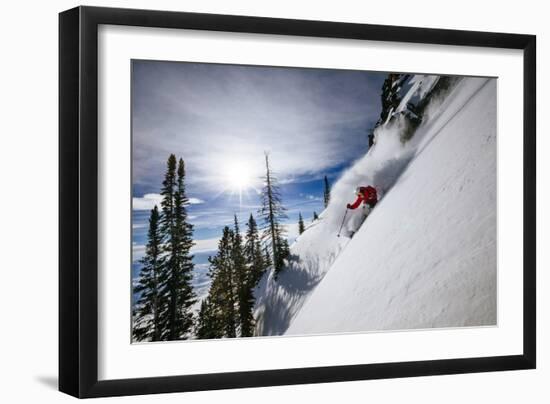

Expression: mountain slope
xmin=286 ymin=78 xmax=496 ymax=335
xmin=254 ymin=76 xmax=497 ymax=336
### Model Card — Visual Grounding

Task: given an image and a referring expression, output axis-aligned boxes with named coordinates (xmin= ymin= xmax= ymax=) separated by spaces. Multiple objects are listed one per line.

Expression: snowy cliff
xmin=254 ymin=76 xmax=497 ymax=336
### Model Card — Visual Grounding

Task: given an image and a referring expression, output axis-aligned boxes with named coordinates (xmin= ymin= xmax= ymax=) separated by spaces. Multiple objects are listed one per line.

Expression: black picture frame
xmin=59 ymin=5 xmax=536 ymax=398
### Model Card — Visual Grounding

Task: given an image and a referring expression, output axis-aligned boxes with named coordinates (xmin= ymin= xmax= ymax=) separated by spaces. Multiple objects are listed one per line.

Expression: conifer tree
xmin=244 ymin=214 xmax=267 ymax=286
xmin=232 ymin=215 xmax=255 ymax=337
xmin=280 ymin=236 xmax=290 ymax=263
xmin=133 ymin=205 xmax=163 ymax=342
xmin=199 ymin=215 xmax=269 ymax=339
xmin=298 ymin=212 xmax=305 ymax=235
xmin=195 ymin=299 xmax=211 ymax=339
xmin=263 ymin=245 xmax=272 ymax=269
xmin=195 ymin=297 xmax=223 ymax=339
xmin=312 ymin=211 xmax=319 ymax=221
xmin=158 ymin=155 xmax=196 ymax=340
xmin=258 ymin=153 xmax=288 ymax=275
xmin=157 ymin=154 xmax=176 ymax=339
xmin=323 ymin=176 xmax=331 ymax=208
xmin=273 ymin=229 xmax=290 ymax=272
xmin=207 ymin=226 xmax=238 ymax=337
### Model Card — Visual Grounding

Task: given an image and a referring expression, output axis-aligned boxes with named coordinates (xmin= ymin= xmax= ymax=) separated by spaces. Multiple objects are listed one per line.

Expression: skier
xmin=347 ymin=186 xmax=378 ymax=211
xmin=337 ymin=186 xmax=379 ymax=238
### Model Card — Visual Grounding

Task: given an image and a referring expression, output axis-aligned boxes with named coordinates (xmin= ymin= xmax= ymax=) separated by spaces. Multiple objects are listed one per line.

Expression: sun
xmin=226 ymin=162 xmax=252 ymax=192
xmin=216 ymin=160 xmax=259 ymax=207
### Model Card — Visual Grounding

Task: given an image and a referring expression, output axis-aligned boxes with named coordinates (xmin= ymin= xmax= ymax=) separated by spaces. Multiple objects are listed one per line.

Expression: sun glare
xmin=226 ymin=162 xmax=252 ymax=192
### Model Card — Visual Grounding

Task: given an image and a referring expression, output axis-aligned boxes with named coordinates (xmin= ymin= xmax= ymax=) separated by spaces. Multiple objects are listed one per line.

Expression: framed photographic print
xmin=59 ymin=6 xmax=536 ymax=398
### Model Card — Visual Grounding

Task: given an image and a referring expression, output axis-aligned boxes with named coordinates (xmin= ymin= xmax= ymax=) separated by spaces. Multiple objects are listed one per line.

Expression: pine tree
xmin=207 ymin=226 xmax=238 ymax=338
xmin=173 ymin=158 xmax=196 ymax=337
xmin=158 ymin=155 xmax=196 ymax=340
xmin=157 ymin=154 xmax=176 ymax=339
xmin=195 ymin=297 xmax=223 ymax=339
xmin=323 ymin=176 xmax=331 ymax=208
xmin=263 ymin=245 xmax=272 ymax=269
xmin=273 ymin=229 xmax=290 ymax=272
xmin=312 ymin=211 xmax=319 ymax=221
xmin=232 ymin=215 xmax=255 ymax=337
xmin=133 ymin=206 xmax=164 ymax=342
xmin=298 ymin=212 xmax=305 ymax=235
xmin=199 ymin=215 xmax=270 ymax=339
xmin=258 ymin=153 xmax=288 ymax=276
xmin=244 ymin=214 xmax=267 ymax=286
xmin=280 ymin=236 xmax=290 ymax=262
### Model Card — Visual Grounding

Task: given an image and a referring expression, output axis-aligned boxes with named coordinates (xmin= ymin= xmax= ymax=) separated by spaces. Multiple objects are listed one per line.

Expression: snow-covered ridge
xmin=254 ymin=76 xmax=496 ymax=336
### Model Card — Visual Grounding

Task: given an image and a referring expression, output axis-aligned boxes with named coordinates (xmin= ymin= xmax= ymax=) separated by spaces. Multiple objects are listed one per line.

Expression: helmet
xmin=355 ymin=187 xmax=361 ymax=195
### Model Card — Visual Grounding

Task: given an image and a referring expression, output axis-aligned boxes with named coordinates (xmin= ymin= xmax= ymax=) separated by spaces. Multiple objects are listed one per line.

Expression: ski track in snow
xmin=254 ymin=77 xmax=497 ymax=336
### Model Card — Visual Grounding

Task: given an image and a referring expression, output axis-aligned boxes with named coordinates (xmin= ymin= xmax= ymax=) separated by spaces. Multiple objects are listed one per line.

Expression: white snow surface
xmin=254 ymin=76 xmax=497 ymax=336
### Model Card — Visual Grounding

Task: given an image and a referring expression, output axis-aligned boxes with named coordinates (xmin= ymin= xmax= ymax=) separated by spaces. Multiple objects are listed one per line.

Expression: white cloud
xmin=132 ymin=62 xmax=384 ymax=193
xmin=133 ymin=193 xmax=204 ymax=210
xmin=133 ymin=238 xmax=218 ymax=261
xmin=133 ymin=193 xmax=162 ymax=210
xmin=191 ymin=238 xmax=219 ymax=253
xmin=188 ymin=197 xmax=204 ymax=205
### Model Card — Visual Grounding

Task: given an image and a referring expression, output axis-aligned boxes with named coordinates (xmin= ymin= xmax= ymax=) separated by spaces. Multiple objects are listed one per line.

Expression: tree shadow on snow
xmin=256 ymin=254 xmax=325 ymax=336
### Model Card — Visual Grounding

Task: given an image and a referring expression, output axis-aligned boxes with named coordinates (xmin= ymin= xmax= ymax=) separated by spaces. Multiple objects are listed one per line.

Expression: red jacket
xmin=348 ymin=186 xmax=377 ymax=209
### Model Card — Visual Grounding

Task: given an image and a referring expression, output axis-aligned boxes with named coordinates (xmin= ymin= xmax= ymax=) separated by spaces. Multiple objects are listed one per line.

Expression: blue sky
xmin=131 ymin=60 xmax=386 ymax=298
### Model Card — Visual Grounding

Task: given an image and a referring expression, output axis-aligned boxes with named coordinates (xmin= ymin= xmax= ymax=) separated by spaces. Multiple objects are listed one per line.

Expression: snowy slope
xmin=254 ymin=217 xmax=350 ymax=335
xmin=287 ymin=78 xmax=496 ymax=335
xmin=254 ymin=76 xmax=497 ymax=336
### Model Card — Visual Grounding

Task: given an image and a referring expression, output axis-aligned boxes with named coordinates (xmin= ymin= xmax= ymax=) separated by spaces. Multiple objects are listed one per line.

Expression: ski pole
xmin=337 ymin=208 xmax=348 ymax=237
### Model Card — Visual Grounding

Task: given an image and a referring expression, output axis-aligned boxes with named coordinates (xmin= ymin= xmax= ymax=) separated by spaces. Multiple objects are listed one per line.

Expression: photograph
xmin=130 ymin=60 xmax=497 ymax=342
